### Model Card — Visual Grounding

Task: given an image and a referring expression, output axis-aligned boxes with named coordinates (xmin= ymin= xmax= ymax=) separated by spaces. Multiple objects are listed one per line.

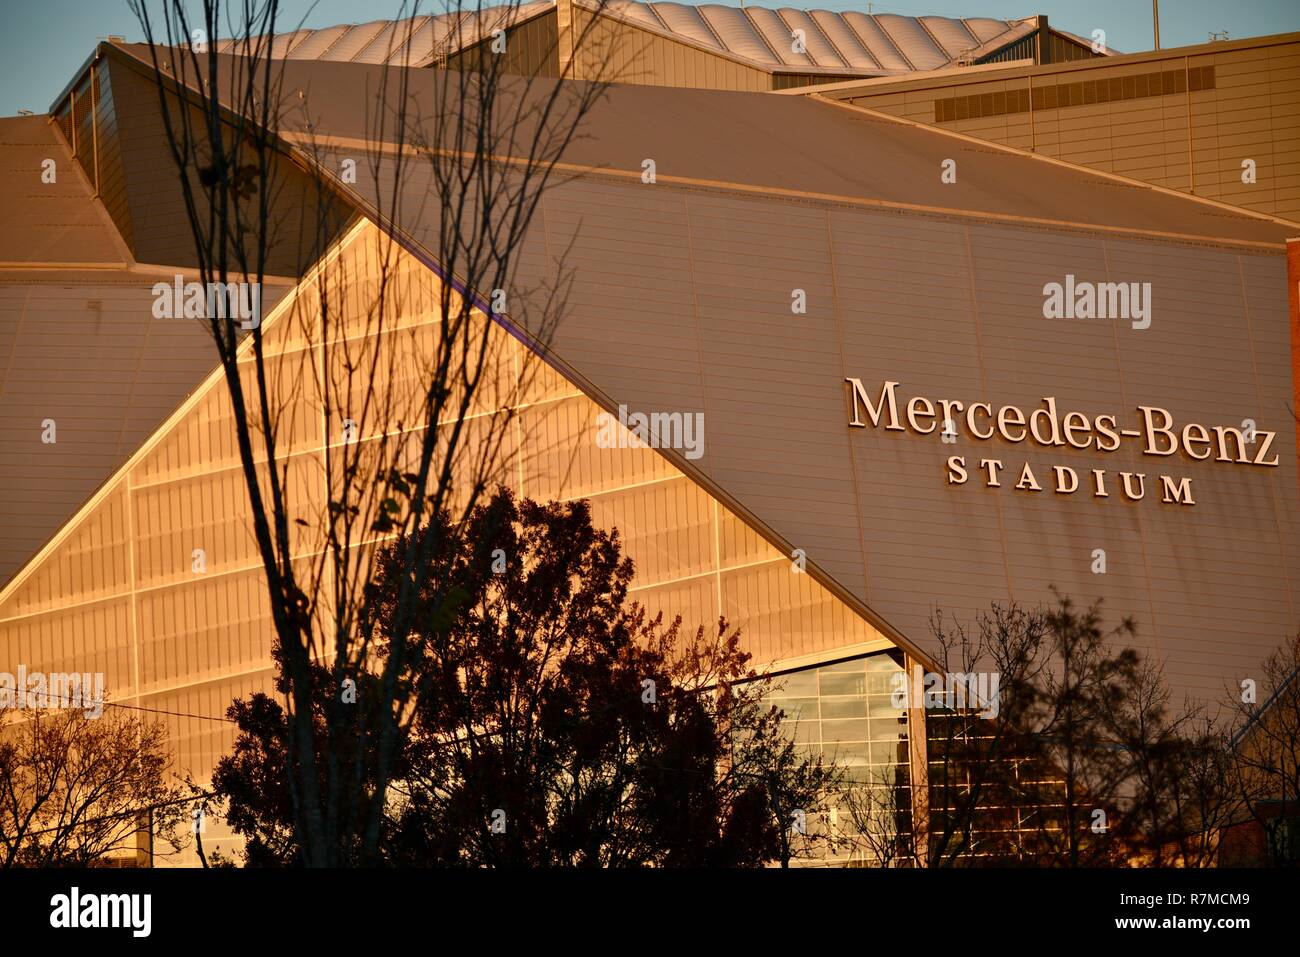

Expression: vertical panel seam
xmin=1101 ymin=240 xmax=1161 ymax=661
xmin=1237 ymin=253 xmax=1296 ymax=623
xmin=962 ymin=224 xmax=1015 ymax=604
xmin=127 ymin=464 xmax=140 ymax=704
xmin=679 ymin=193 xmax=721 ymax=625
xmin=1186 ymin=55 xmax=1195 ymax=194
xmin=825 ymin=208 xmax=872 ymax=606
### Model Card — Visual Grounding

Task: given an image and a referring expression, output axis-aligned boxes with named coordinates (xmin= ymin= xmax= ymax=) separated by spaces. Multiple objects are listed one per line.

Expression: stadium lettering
xmin=845 ymin=379 xmax=1280 ymax=507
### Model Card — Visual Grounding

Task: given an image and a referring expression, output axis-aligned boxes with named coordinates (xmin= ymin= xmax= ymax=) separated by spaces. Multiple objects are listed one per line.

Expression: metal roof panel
xmin=875 ymin=13 xmax=947 ymax=70
xmin=745 ymin=7 xmax=813 ymax=67
xmin=280 ymin=24 xmax=352 ymax=60
xmin=965 ymin=16 xmax=1016 ymax=44
xmin=697 ymin=5 xmax=777 ymax=65
xmin=839 ymin=12 xmax=912 ymax=71
xmin=808 ymin=10 xmax=880 ymax=70
xmin=0 ymin=116 xmax=124 ymax=266
xmin=777 ymin=9 xmax=850 ymax=69
xmin=918 ymin=16 xmax=982 ymax=59
xmin=648 ymin=3 xmax=725 ymax=51
xmin=0 ymin=274 xmax=290 ymax=586
xmin=324 ymin=20 xmax=390 ymax=62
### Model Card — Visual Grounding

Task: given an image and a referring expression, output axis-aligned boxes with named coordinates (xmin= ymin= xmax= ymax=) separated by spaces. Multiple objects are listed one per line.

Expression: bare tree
xmin=837 ymin=767 xmax=915 ymax=867
xmin=127 ymin=0 xmax=614 ymax=865
xmin=1157 ymin=713 xmax=1241 ymax=867
xmin=924 ymin=601 xmax=1049 ymax=866
xmin=908 ymin=595 xmax=1217 ymax=867
xmin=0 ymin=709 xmax=188 ymax=866
xmin=738 ymin=708 xmax=844 ymax=869
xmin=1022 ymin=595 xmax=1139 ymax=865
xmin=1225 ymin=632 xmax=1300 ymax=865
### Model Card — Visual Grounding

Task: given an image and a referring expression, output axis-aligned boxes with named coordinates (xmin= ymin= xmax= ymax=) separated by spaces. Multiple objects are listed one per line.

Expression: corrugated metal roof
xmin=779 ymin=10 xmax=850 ymax=68
xmin=946 ymin=18 xmax=1039 ymax=64
xmin=587 ymin=2 xmax=1039 ymax=73
xmin=278 ymin=23 xmax=352 ymax=60
xmin=873 ymin=13 xmax=948 ymax=70
xmin=748 ymin=7 xmax=816 ymax=67
xmin=217 ymin=3 xmax=1081 ymax=75
xmin=919 ymin=15 xmax=981 ymax=59
xmin=695 ymin=5 xmax=775 ymax=64
xmin=837 ymin=11 xmax=910 ymax=70
xmin=807 ymin=10 xmax=880 ymax=70
xmin=963 ymin=16 xmax=1014 ymax=44
xmin=214 ymin=3 xmax=554 ymax=67
xmin=321 ymin=19 xmax=390 ymax=62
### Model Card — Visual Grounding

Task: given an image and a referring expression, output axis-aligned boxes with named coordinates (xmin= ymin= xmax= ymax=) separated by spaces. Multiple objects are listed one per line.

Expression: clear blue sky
xmin=2 ymin=0 xmax=1297 ymax=116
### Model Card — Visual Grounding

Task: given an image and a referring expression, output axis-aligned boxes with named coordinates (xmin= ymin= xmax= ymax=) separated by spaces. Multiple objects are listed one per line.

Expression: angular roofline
xmin=46 ymin=47 xmax=103 ymax=115
xmin=0 ymin=115 xmax=137 ymax=268
xmin=0 ymin=258 xmax=296 ymax=592
xmin=12 ymin=41 xmax=947 ymax=669
xmin=578 ymin=4 xmax=1113 ymax=78
xmin=806 ymin=93 xmax=1300 ymax=234
xmin=769 ymin=56 xmax=1037 ymax=94
xmin=277 ymin=123 xmax=1294 ymax=251
xmin=102 ymin=37 xmax=1297 ymax=251
xmin=148 ymin=3 xmax=1107 ymax=82
xmin=0 ymin=205 xmax=937 ymax=673
xmin=766 ymin=637 xmax=900 ymax=677
xmin=0 ymin=220 xmax=361 ymax=610
xmin=212 ymin=4 xmax=558 ymax=68
xmin=938 ymin=18 xmax=1037 ymax=67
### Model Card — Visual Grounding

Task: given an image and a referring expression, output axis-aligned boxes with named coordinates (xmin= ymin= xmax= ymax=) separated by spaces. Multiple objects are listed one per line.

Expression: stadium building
xmin=2 ymin=3 xmax=1299 ymax=864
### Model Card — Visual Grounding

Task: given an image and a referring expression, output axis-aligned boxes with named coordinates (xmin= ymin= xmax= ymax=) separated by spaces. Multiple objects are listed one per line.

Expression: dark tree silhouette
xmin=212 ymin=488 xmax=839 ymax=866
xmin=851 ymin=594 xmax=1231 ymax=867
xmin=1223 ymin=632 xmax=1300 ymax=866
